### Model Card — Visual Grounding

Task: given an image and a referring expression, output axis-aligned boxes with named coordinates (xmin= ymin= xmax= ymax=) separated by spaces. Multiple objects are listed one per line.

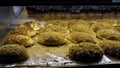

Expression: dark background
xmin=0 ymin=0 xmax=114 ymax=5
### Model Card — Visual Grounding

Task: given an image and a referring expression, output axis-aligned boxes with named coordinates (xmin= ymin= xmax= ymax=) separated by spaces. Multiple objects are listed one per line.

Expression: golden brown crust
xmin=70 ymin=25 xmax=96 ymax=36
xmin=114 ymin=23 xmax=120 ymax=32
xmin=34 ymin=32 xmax=66 ymax=46
xmin=4 ymin=34 xmax=34 ymax=47
xmin=91 ymin=22 xmax=113 ymax=32
xmin=67 ymin=19 xmax=90 ymax=28
xmin=68 ymin=32 xmax=97 ymax=44
xmin=96 ymin=19 xmax=117 ymax=26
xmin=96 ymin=29 xmax=120 ymax=41
xmin=0 ymin=44 xmax=29 ymax=63
xmin=10 ymin=27 xmax=36 ymax=37
xmin=77 ymin=20 xmax=90 ymax=27
xmin=17 ymin=21 xmax=42 ymax=31
xmin=36 ymin=27 xmax=45 ymax=34
xmin=44 ymin=24 xmax=67 ymax=33
xmin=99 ymin=40 xmax=120 ymax=58
xmin=69 ymin=42 xmax=103 ymax=62
xmin=67 ymin=19 xmax=78 ymax=28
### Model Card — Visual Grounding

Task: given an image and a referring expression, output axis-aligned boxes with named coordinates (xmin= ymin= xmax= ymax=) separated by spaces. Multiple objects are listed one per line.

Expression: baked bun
xmin=0 ymin=44 xmax=29 ymax=63
xmin=68 ymin=32 xmax=97 ymax=44
xmin=10 ymin=27 xmax=36 ymax=37
xmin=4 ymin=34 xmax=34 ymax=47
xmin=96 ymin=29 xmax=120 ymax=41
xmin=69 ymin=42 xmax=103 ymax=62
xmin=34 ymin=32 xmax=66 ymax=46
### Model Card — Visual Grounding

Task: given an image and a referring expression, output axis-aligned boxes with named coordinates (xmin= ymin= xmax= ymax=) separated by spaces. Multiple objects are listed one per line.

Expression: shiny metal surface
xmin=0 ymin=7 xmax=120 ymax=67
xmin=0 ymin=17 xmax=120 ymax=67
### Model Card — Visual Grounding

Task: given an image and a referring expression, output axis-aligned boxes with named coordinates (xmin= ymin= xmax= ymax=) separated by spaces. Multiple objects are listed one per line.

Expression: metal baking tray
xmin=0 ymin=10 xmax=120 ymax=67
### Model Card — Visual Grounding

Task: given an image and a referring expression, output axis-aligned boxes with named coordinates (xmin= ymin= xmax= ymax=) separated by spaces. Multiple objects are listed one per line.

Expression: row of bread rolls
xmin=67 ymin=20 xmax=103 ymax=62
xmin=90 ymin=19 xmax=120 ymax=60
xmin=0 ymin=19 xmax=120 ymax=64
xmin=0 ymin=21 xmax=42 ymax=63
xmin=0 ymin=20 xmax=68 ymax=64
